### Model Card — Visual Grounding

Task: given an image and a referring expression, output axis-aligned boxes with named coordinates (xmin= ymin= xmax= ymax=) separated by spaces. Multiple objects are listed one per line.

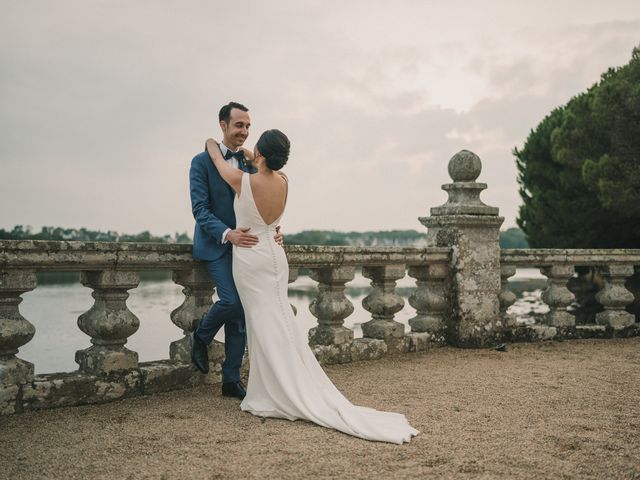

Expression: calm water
xmin=19 ymin=269 xmax=546 ymax=374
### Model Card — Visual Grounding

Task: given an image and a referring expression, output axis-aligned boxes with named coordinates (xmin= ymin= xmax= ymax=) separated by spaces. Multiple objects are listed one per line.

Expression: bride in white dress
xmin=205 ymin=131 xmax=418 ymax=444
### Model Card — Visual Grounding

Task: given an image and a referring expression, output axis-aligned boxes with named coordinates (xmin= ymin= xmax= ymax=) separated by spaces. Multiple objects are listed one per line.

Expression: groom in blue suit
xmin=189 ymin=102 xmax=273 ymax=399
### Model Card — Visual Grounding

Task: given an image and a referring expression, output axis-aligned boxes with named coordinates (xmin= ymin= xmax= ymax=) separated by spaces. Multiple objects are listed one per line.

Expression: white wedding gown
xmin=232 ymin=172 xmax=419 ymax=444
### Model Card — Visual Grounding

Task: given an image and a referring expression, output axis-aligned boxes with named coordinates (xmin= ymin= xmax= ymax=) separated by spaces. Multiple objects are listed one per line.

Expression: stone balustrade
xmin=500 ymin=249 xmax=640 ymax=341
xmin=0 ymin=240 xmax=451 ymax=414
xmin=1 ymin=149 xmax=639 ymax=415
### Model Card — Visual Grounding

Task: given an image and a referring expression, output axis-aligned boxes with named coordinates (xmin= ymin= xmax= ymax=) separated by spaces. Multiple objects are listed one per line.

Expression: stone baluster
xmin=288 ymin=267 xmax=299 ymax=316
xmin=595 ymin=265 xmax=636 ymax=329
xmin=76 ymin=270 xmax=141 ymax=375
xmin=170 ymin=267 xmax=215 ymax=362
xmin=308 ymin=267 xmax=355 ymax=346
xmin=499 ymin=264 xmax=518 ymax=329
xmin=361 ymin=265 xmax=406 ymax=341
xmin=540 ymin=265 xmax=575 ymax=327
xmin=0 ymin=270 xmax=36 ymax=392
xmin=407 ymin=263 xmax=448 ymax=337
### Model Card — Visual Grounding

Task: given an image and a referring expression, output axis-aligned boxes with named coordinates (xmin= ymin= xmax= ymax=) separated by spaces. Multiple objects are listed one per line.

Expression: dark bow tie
xmin=224 ymin=149 xmax=245 ymax=161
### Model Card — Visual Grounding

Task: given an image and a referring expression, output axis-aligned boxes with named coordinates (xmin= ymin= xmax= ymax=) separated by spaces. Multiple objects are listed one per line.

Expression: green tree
xmin=515 ymin=45 xmax=640 ymax=248
xmin=174 ymin=232 xmax=192 ymax=243
xmin=499 ymin=227 xmax=529 ymax=248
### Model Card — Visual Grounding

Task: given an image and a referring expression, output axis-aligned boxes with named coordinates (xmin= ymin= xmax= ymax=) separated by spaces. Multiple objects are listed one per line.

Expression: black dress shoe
xmin=191 ymin=331 xmax=209 ymax=374
xmin=222 ymin=381 xmax=247 ymax=399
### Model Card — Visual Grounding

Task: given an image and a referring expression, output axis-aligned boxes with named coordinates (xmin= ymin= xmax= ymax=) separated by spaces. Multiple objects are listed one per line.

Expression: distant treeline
xmin=0 ymin=225 xmax=529 ymax=248
xmin=286 ymin=228 xmax=528 ymax=248
xmin=0 ymin=225 xmax=192 ymax=244
xmin=285 ymin=229 xmax=428 ymax=247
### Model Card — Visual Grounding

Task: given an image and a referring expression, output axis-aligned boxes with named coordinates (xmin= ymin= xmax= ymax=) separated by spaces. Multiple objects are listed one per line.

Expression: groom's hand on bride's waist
xmin=227 ymin=228 xmax=259 ymax=248
xmin=274 ymin=225 xmax=284 ymax=247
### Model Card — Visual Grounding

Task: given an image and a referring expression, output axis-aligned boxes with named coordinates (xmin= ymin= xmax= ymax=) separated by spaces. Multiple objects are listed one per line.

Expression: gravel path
xmin=1 ymin=338 xmax=639 ymax=480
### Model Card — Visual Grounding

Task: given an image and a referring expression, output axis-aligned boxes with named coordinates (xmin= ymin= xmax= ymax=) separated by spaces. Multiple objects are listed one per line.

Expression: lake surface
xmin=19 ymin=269 xmax=547 ymax=374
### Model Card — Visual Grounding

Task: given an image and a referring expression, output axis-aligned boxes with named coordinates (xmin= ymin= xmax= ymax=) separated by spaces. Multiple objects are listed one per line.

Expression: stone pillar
xmin=540 ymin=265 xmax=575 ymax=327
xmin=308 ymin=267 xmax=355 ymax=346
xmin=0 ymin=270 xmax=36 ymax=388
xmin=361 ymin=265 xmax=406 ymax=341
xmin=595 ymin=265 xmax=635 ymax=329
xmin=499 ymin=264 xmax=518 ymax=329
xmin=76 ymin=270 xmax=140 ymax=375
xmin=420 ymin=150 xmax=504 ymax=347
xmin=407 ymin=263 xmax=448 ymax=337
xmin=170 ymin=267 xmax=215 ymax=362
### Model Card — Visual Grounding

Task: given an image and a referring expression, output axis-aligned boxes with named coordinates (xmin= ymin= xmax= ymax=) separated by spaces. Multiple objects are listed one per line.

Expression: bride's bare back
xmin=248 ymin=172 xmax=288 ymax=225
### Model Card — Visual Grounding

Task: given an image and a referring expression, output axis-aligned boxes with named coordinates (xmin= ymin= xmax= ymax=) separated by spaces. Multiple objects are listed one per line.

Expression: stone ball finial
xmin=448 ymin=150 xmax=481 ymax=182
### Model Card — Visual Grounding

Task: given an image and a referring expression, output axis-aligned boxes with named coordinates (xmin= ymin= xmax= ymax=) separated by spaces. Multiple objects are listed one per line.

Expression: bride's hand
xmin=240 ymin=146 xmax=254 ymax=160
xmin=274 ymin=225 xmax=284 ymax=246
xmin=205 ymin=138 xmax=222 ymax=159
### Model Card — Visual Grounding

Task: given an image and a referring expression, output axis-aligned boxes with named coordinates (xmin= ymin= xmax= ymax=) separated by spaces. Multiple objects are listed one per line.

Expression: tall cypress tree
xmin=515 ymin=46 xmax=640 ymax=248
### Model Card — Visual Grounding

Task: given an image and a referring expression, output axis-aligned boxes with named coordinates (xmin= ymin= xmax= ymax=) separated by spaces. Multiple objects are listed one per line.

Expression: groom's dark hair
xmin=219 ymin=102 xmax=249 ymax=123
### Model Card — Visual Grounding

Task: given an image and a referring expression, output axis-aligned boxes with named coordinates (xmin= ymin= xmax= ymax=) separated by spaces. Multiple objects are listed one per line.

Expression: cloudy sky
xmin=1 ymin=1 xmax=639 ymax=237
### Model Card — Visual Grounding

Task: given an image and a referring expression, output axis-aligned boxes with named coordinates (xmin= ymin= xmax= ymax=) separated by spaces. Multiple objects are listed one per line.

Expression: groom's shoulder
xmin=191 ymin=151 xmax=209 ymax=167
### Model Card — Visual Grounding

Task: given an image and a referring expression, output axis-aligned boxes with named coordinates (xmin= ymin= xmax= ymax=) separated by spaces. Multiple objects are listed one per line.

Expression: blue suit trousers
xmin=194 ymin=250 xmax=246 ymax=383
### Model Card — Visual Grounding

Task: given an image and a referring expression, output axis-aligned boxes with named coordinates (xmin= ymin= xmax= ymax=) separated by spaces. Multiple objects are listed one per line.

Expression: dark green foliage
xmin=499 ymin=227 xmax=529 ymax=248
xmin=515 ymin=45 xmax=640 ymax=248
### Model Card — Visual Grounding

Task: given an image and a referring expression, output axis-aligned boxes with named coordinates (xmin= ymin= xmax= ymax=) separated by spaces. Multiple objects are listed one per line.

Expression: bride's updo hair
xmin=256 ymin=129 xmax=290 ymax=171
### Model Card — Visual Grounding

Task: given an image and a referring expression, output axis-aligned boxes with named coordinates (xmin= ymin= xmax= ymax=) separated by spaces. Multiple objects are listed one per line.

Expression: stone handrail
xmin=0 ymin=241 xmax=450 ymax=269
xmin=500 ymin=248 xmax=640 ymax=266
xmin=0 ymin=240 xmax=195 ymax=270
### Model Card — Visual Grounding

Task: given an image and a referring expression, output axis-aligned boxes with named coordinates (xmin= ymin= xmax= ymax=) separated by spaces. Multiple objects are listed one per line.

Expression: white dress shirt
xmin=219 ymin=142 xmax=241 ymax=244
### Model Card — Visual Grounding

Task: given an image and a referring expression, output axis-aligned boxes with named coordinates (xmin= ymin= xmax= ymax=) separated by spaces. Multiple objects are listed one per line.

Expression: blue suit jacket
xmin=189 ymin=151 xmax=254 ymax=261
